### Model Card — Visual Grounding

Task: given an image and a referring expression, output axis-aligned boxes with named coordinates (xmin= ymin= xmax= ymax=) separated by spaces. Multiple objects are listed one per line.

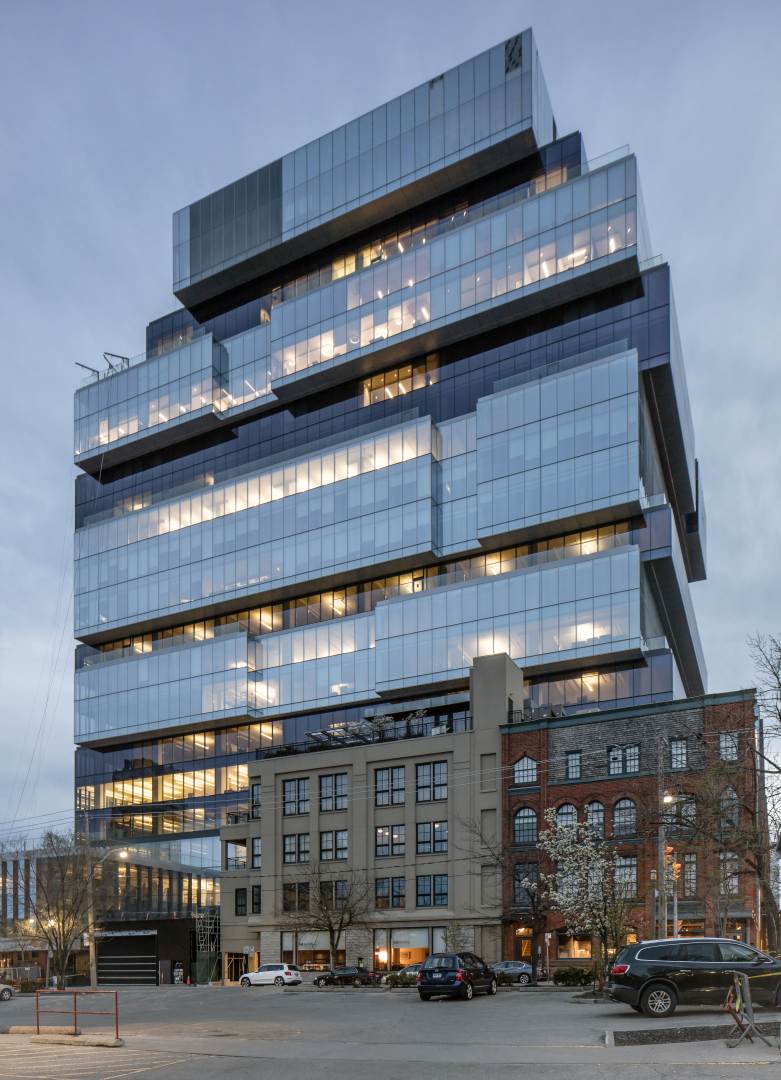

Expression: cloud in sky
xmin=1 ymin=0 xmax=779 ymax=836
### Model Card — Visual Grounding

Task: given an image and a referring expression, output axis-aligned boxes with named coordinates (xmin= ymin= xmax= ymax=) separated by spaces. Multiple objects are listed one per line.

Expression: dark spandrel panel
xmin=187 ymin=159 xmax=283 ymax=281
xmin=76 ymin=264 xmax=669 ymax=527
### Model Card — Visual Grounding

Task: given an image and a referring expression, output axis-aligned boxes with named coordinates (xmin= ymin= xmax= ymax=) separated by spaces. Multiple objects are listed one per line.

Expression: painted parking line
xmin=0 ymin=1046 xmax=189 ymax=1079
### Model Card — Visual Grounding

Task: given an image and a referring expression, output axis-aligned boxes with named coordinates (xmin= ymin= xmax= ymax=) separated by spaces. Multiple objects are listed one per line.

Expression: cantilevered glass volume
xmin=73 ymin=29 xmax=705 ymax=882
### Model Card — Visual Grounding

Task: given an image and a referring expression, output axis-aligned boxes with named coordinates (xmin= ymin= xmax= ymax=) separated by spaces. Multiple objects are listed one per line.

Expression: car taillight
xmin=284 ymin=971 xmax=293 ymax=977
xmin=610 ymin=963 xmax=630 ymax=976
xmin=415 ymin=971 xmax=422 ymax=983
xmin=454 ymin=968 xmax=465 ymax=982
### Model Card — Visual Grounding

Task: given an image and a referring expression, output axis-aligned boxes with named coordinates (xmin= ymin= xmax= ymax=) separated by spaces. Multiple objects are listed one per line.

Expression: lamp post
xmin=658 ymin=792 xmax=676 ymax=938
xmin=88 ymin=847 xmax=128 ymax=988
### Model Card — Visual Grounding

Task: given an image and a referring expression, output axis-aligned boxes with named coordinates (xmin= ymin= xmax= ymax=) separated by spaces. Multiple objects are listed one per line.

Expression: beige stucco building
xmin=220 ymin=656 xmax=524 ymax=980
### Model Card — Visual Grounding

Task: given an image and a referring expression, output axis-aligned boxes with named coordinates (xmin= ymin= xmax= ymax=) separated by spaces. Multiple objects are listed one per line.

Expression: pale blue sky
xmin=1 ymin=0 xmax=780 ymax=837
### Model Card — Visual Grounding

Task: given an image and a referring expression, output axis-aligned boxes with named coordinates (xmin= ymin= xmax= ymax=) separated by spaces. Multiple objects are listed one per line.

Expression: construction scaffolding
xmin=194 ymin=907 xmax=220 ymax=984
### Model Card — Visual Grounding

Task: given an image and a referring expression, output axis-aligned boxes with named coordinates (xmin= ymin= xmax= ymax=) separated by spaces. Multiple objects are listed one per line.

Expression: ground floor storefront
xmin=221 ymin=920 xmax=502 ymax=981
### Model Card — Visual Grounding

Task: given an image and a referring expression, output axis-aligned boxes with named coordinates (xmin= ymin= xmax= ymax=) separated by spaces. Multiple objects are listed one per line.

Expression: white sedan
xmin=239 ymin=964 xmax=302 ymax=988
xmin=0 ymin=984 xmax=13 ymax=1001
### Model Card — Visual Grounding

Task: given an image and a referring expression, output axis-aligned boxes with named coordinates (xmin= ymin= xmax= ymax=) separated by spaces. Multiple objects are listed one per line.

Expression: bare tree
xmin=5 ymin=832 xmax=109 ymax=987
xmin=280 ymin=866 xmax=372 ymax=970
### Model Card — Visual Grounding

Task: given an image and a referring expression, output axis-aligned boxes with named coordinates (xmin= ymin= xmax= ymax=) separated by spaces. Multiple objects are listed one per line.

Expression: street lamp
xmin=88 ymin=847 xmax=129 ymax=988
xmin=658 ymin=793 xmax=681 ymax=939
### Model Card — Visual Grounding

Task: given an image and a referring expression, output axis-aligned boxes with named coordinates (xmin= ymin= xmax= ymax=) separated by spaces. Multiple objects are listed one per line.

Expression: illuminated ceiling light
xmin=377 ymin=290 xmax=383 ymax=300
xmin=244 ymin=379 xmax=257 ymax=394
xmin=157 ymin=412 xmax=167 ymax=422
xmin=540 ymin=261 xmax=550 ymax=278
xmin=397 ymin=242 xmax=404 ymax=253
xmin=420 ymin=306 xmax=430 ymax=320
xmin=407 ymin=279 xmax=414 ymax=288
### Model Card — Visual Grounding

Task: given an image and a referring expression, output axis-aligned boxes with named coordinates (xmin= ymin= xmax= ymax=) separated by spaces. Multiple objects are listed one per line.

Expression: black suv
xmin=608 ymin=937 xmax=781 ymax=1017
xmin=417 ymin=952 xmax=498 ymax=1001
xmin=313 ymin=966 xmax=381 ymax=987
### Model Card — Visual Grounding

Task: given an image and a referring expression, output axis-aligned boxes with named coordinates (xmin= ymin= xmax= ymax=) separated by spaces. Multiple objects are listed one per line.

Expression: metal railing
xmin=35 ymin=989 xmax=119 ymax=1039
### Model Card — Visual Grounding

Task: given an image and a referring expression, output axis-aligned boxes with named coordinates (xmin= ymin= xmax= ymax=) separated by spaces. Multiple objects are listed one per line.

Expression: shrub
xmin=387 ymin=973 xmax=418 ymax=988
xmin=552 ymin=966 xmax=593 ymax=987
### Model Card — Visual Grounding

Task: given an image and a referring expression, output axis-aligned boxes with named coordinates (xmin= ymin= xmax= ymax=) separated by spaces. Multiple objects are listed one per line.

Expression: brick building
xmin=501 ymin=689 xmax=765 ymax=972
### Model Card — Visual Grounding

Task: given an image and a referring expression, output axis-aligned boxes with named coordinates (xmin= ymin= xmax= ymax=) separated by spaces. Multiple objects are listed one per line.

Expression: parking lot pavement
xmin=2 ymin=988 xmax=780 ymax=1078
xmin=0 ymin=1038 xmax=189 ymax=1079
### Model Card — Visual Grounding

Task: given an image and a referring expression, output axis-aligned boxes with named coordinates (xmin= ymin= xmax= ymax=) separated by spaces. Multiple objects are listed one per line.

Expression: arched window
xmin=720 ymin=787 xmax=740 ymax=828
xmin=513 ymin=756 xmax=537 ymax=785
xmin=514 ymin=807 xmax=538 ymax=845
xmin=585 ymin=800 xmax=605 ymax=837
xmin=613 ymin=798 xmax=636 ymax=837
xmin=555 ymin=803 xmax=578 ymax=829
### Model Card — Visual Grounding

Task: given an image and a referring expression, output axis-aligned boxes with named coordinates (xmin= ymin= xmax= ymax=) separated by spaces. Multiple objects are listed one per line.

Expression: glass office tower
xmin=73 ymin=29 xmax=705 ymax=874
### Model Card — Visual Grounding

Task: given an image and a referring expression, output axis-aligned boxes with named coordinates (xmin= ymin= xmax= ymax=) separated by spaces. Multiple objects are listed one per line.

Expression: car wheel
xmin=487 ymin=979 xmax=497 ymax=996
xmin=0 ymin=989 xmax=11 ymax=1001
xmin=640 ymin=983 xmax=676 ymax=1018
xmin=463 ymin=981 xmax=474 ymax=1001
xmin=239 ymin=976 xmax=251 ymax=988
xmin=418 ymin=992 xmax=431 ymax=1001
xmin=314 ymin=978 xmax=322 ymax=988
xmin=352 ymin=977 xmax=361 ymax=988
xmin=274 ymin=976 xmax=284 ymax=987
xmin=518 ymin=973 xmax=531 ymax=986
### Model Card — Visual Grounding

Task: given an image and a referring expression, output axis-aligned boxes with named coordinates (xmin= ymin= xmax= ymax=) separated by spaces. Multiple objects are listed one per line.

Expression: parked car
xmin=239 ymin=963 xmax=302 ymax=988
xmin=492 ymin=960 xmax=534 ymax=985
xmin=607 ymin=937 xmax=781 ymax=1017
xmin=314 ymin=965 xmax=381 ymax=987
xmin=417 ymin=952 xmax=497 ymax=1001
xmin=0 ymin=984 xmax=13 ymax=1001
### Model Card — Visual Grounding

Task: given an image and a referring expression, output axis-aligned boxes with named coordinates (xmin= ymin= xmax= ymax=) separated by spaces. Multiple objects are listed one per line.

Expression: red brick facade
xmin=500 ymin=691 xmax=763 ymax=972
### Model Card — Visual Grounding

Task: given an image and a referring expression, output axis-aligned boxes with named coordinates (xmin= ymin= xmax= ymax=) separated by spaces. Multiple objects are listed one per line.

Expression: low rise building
xmin=502 ymin=689 xmax=764 ymax=972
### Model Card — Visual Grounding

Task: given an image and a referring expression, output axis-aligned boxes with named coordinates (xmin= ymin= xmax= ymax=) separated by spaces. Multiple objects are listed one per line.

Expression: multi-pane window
xmin=625 ymin=745 xmax=640 ymax=773
xmin=250 ymin=782 xmax=262 ymax=818
xmin=251 ymin=884 xmax=261 ymax=914
xmin=565 ymin=751 xmax=581 ymax=780
xmin=320 ymin=831 xmax=334 ymax=861
xmin=585 ymin=801 xmax=605 ymax=837
xmin=282 ymin=881 xmax=309 ymax=912
xmin=283 ymin=834 xmax=309 ymax=864
xmin=555 ymin=803 xmax=577 ymax=829
xmin=615 ymin=856 xmax=637 ymax=897
xmin=375 ymin=766 xmax=405 ymax=806
xmin=513 ymin=757 xmax=537 ymax=785
xmin=416 ymin=874 xmax=448 ymax=907
xmin=320 ymin=773 xmax=348 ymax=812
xmin=251 ymin=837 xmax=262 ymax=869
xmin=683 ymin=853 xmax=697 ymax=897
xmin=283 ymin=778 xmax=310 ymax=815
xmin=234 ymin=888 xmax=247 ymax=917
xmin=376 ymin=876 xmax=406 ymax=909
xmin=514 ymin=807 xmax=537 ymax=844
xmin=720 ymin=732 xmax=739 ymax=761
xmin=512 ymin=862 xmax=538 ymax=907
xmin=335 ymin=830 xmax=348 ymax=861
xmin=375 ymin=825 xmax=405 ymax=857
xmin=320 ymin=880 xmax=348 ymax=907
xmin=416 ymin=821 xmax=448 ymax=854
xmin=720 ymin=787 xmax=740 ymax=829
xmin=608 ymin=745 xmax=639 ymax=775
xmin=416 ymin=762 xmax=448 ymax=802
xmin=613 ymin=798 xmax=637 ymax=837
xmin=720 ymin=852 xmax=740 ymax=896
xmin=670 ymin=738 xmax=687 ymax=771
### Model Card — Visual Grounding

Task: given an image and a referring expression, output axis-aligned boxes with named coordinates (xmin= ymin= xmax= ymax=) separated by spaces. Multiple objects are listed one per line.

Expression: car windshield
xmin=424 ymin=955 xmax=459 ymax=969
xmin=613 ymin=948 xmax=630 ymax=965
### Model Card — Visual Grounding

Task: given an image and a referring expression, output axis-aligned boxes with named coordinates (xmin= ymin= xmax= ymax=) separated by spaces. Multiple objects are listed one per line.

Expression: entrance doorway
xmin=225 ymin=953 xmax=247 ymax=982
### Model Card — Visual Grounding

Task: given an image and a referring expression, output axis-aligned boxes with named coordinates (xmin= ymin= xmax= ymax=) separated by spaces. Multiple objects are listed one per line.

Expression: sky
xmin=1 ymin=0 xmax=780 ymax=841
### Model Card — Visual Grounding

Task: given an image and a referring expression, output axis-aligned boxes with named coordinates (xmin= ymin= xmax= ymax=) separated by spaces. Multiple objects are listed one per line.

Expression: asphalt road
xmin=1 ymin=986 xmax=780 ymax=1078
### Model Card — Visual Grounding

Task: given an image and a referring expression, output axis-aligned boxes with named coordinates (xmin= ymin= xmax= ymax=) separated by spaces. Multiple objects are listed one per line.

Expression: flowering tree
xmin=534 ymin=808 xmax=637 ymax=985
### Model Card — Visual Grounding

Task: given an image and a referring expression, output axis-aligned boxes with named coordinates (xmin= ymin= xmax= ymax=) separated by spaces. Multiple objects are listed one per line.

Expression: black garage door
xmin=96 ymin=933 xmax=158 ymax=985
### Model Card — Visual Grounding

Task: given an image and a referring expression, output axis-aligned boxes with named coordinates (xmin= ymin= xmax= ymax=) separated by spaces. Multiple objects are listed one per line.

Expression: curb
xmin=31 ymin=1034 xmax=124 ymax=1048
xmin=3 ymin=1026 xmax=82 ymax=1035
xmin=612 ymin=1021 xmax=781 ymax=1046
